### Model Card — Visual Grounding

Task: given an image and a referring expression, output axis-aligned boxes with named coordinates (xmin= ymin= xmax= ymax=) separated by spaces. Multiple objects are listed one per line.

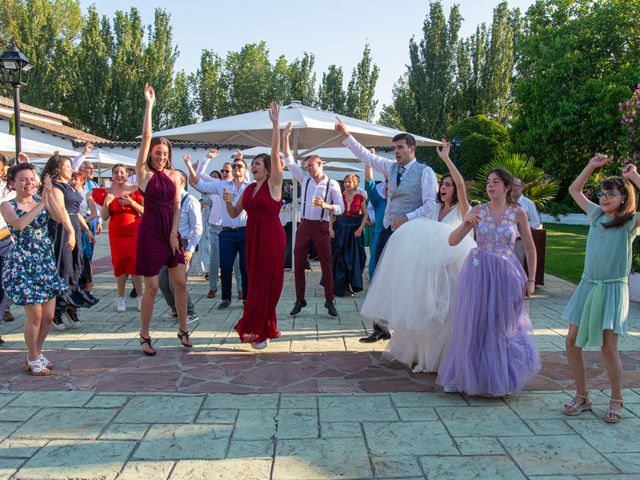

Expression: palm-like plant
xmin=470 ymin=153 xmax=559 ymax=209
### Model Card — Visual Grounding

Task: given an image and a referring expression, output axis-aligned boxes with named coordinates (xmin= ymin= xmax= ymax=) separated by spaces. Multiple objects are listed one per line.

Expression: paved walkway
xmin=0 ymin=236 xmax=639 ymax=479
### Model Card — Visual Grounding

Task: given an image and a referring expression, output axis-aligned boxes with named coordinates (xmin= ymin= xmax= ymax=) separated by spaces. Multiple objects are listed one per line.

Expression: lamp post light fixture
xmin=0 ymin=43 xmax=33 ymax=156
xmin=451 ymin=135 xmax=463 ymax=162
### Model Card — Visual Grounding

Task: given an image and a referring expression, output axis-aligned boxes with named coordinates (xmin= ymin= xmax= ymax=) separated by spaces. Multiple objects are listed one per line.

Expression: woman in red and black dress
xmin=223 ymin=102 xmax=286 ymax=350
xmin=329 ymin=175 xmax=368 ymax=296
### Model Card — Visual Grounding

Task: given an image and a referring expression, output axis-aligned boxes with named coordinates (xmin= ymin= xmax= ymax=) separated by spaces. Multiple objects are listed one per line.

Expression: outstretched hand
xmin=335 ymin=117 xmax=349 ymax=138
xmin=144 ymin=83 xmax=155 ymax=105
xmin=283 ymin=121 xmax=293 ymax=138
xmin=588 ymin=153 xmax=612 ymax=169
xmin=623 ymin=163 xmax=638 ymax=179
xmin=436 ymin=139 xmax=451 ymax=161
xmin=183 ymin=154 xmax=192 ymax=166
xmin=42 ymin=174 xmax=53 ymax=193
xmin=17 ymin=152 xmax=30 ymax=164
xmin=206 ymin=149 xmax=219 ymax=159
xmin=269 ymin=101 xmax=280 ymax=124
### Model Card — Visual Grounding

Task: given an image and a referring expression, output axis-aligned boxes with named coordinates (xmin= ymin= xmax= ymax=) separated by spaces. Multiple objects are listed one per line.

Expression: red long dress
xmin=234 ymin=181 xmax=286 ymax=343
xmin=92 ymin=188 xmax=143 ymax=276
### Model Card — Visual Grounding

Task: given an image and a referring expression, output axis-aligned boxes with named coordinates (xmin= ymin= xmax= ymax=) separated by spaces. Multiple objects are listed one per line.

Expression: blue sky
xmin=80 ymin=0 xmax=536 ymax=111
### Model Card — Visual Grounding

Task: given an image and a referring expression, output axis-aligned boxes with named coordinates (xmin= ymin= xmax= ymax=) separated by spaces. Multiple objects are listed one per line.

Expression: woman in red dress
xmin=92 ymin=164 xmax=144 ymax=313
xmin=224 ymin=102 xmax=286 ymax=350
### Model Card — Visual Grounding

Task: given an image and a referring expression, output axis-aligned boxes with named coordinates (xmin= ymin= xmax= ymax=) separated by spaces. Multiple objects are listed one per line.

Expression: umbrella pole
xmin=291 ymin=130 xmax=299 ymax=272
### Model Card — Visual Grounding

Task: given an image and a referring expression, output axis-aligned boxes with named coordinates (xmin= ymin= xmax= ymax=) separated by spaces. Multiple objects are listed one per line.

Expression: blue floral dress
xmin=1 ymin=197 xmax=67 ymax=305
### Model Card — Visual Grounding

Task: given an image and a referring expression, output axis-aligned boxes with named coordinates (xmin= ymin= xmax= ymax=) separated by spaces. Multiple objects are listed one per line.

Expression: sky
xmin=79 ymin=0 xmax=536 ymax=112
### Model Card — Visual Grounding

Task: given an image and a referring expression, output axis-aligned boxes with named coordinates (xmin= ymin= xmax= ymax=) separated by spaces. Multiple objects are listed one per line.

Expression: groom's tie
xmin=396 ymin=166 xmax=406 ymax=187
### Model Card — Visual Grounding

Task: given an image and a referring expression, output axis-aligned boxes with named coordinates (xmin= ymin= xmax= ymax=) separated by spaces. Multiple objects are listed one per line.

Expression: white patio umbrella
xmin=0 ymin=132 xmax=80 ymax=158
xmin=153 ymin=102 xmax=440 ymax=269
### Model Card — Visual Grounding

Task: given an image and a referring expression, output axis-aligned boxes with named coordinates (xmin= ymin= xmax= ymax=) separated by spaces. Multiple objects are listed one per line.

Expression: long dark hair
xmin=487 ymin=167 xmax=518 ymax=205
xmin=39 ymin=154 xmax=70 ymax=193
xmin=437 ymin=173 xmax=458 ymax=205
xmin=146 ymin=137 xmax=173 ymax=171
xmin=600 ymin=177 xmax=637 ymax=229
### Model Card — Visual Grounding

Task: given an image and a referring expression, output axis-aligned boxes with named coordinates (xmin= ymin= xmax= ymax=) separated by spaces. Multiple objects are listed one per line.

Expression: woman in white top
xmin=360 ymin=140 xmax=475 ymax=373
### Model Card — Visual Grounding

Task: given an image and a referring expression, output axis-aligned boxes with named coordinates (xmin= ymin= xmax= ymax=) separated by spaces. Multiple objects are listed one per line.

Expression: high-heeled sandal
xmin=177 ymin=329 xmax=193 ymax=348
xmin=604 ymin=398 xmax=623 ymax=423
xmin=139 ymin=335 xmax=156 ymax=356
xmin=564 ymin=392 xmax=592 ymax=416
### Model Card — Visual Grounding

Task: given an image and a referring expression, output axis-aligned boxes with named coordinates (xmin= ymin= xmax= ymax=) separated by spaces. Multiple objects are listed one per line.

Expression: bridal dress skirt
xmin=360 ymin=218 xmax=475 ymax=372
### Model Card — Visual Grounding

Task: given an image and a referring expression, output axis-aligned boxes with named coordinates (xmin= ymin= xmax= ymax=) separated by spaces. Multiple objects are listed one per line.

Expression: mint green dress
xmin=562 ymin=203 xmax=638 ymax=347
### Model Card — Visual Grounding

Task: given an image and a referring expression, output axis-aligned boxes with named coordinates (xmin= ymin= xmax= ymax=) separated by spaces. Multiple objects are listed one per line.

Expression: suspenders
xmin=302 ymin=177 xmax=331 ymax=221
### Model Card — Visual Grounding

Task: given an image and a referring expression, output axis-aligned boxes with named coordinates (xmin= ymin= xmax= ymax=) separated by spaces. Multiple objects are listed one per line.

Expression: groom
xmin=335 ymin=119 xmax=439 ymax=343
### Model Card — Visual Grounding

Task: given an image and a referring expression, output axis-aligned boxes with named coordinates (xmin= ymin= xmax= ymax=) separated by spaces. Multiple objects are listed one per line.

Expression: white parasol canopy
xmin=0 ymin=132 xmax=80 ymax=158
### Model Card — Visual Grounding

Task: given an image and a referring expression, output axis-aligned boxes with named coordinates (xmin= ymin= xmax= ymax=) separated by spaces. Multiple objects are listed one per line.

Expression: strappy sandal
xmin=26 ymin=358 xmax=51 ymax=376
xmin=139 ymin=335 xmax=156 ymax=356
xmin=177 ymin=329 xmax=193 ymax=348
xmin=564 ymin=392 xmax=592 ymax=416
xmin=40 ymin=354 xmax=53 ymax=370
xmin=604 ymin=398 xmax=623 ymax=423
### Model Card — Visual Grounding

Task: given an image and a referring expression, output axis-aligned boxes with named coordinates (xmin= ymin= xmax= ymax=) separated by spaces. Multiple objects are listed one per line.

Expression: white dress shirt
xmin=283 ymin=154 xmax=344 ymax=221
xmin=342 ymin=135 xmax=438 ymax=221
xmin=179 ymin=192 xmax=203 ymax=253
xmin=518 ymin=195 xmax=541 ymax=228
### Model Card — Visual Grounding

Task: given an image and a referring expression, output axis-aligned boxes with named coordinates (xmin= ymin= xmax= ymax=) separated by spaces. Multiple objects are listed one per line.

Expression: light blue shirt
xmin=179 ymin=192 xmax=203 ymax=253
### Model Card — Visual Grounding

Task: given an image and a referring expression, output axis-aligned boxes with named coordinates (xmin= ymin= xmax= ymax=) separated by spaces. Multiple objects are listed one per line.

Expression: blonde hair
xmin=344 ymin=174 xmax=359 ymax=188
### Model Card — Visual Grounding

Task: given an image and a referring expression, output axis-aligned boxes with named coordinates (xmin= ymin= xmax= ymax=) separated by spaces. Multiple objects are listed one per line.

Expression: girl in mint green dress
xmin=562 ymin=154 xmax=640 ymax=423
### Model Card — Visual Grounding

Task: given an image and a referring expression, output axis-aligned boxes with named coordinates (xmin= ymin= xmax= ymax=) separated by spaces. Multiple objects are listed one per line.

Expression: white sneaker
xmin=116 ymin=297 xmax=126 ymax=313
xmin=186 ymin=314 xmax=199 ymax=324
xmin=162 ymin=312 xmax=177 ymax=321
xmin=136 ymin=296 xmax=142 ymax=311
xmin=251 ymin=339 xmax=269 ymax=350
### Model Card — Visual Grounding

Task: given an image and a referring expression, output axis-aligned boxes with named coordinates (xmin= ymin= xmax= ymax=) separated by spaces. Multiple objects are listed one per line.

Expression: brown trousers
xmin=294 ymin=219 xmax=333 ymax=302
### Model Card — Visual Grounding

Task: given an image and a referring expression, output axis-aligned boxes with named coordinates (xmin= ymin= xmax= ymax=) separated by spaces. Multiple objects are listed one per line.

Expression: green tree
xmin=449 ymin=114 xmax=508 ymax=177
xmin=345 ymin=44 xmax=379 ymax=121
xmin=511 ymin=0 xmax=640 ymax=186
xmin=318 ymin=65 xmax=346 ymax=113
xmin=194 ymin=49 xmax=227 ymax=120
xmin=165 ymin=70 xmax=195 ymax=128
xmin=269 ymin=55 xmax=291 ymax=105
xmin=0 ymin=0 xmax=83 ymax=111
xmin=288 ymin=52 xmax=316 ymax=105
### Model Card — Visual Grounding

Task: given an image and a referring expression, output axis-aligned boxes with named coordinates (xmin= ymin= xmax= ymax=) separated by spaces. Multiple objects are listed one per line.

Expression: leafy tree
xmin=345 ymin=44 xmax=379 ymax=121
xmin=288 ymin=52 xmax=316 ymax=106
xmin=318 ymin=65 xmax=346 ymax=113
xmin=194 ymin=49 xmax=227 ymax=120
xmin=225 ymin=42 xmax=273 ymax=114
xmin=164 ymin=70 xmax=195 ymax=128
xmin=449 ymin=114 xmax=508 ymax=177
xmin=270 ymin=55 xmax=291 ymax=106
xmin=511 ymin=0 xmax=640 ymax=186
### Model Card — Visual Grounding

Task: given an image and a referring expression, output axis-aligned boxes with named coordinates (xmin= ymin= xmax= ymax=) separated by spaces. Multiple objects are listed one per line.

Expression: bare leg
xmin=116 ymin=274 xmax=127 ymax=298
xmin=36 ymin=299 xmax=55 ymax=353
xmin=169 ymin=264 xmax=191 ymax=346
xmin=23 ymin=304 xmax=43 ymax=361
xmin=601 ymin=329 xmax=623 ymax=411
xmin=565 ymin=324 xmax=588 ymax=402
xmin=132 ymin=275 xmax=144 ymax=297
xmin=140 ymin=275 xmax=159 ymax=354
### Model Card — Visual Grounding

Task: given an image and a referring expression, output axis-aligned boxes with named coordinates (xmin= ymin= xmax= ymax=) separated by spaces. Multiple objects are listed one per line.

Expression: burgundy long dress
xmin=235 ymin=181 xmax=286 ymax=343
xmin=136 ymin=171 xmax=185 ymax=277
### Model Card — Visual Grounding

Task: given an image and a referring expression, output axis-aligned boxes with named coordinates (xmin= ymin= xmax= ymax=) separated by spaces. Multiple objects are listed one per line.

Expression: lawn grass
xmin=544 ymin=223 xmax=588 ymax=285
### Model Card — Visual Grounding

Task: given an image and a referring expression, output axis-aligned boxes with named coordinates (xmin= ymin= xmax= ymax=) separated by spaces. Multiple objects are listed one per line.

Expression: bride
xmin=360 ymin=140 xmax=475 ymax=373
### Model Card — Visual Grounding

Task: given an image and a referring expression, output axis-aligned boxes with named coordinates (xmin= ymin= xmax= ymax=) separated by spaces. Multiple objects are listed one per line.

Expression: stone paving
xmin=0 ymin=236 xmax=639 ymax=479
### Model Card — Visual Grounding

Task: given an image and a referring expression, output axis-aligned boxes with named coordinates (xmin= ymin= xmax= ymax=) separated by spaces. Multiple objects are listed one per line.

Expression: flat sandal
xmin=604 ymin=398 xmax=623 ymax=423
xmin=139 ymin=335 xmax=156 ymax=356
xmin=177 ymin=329 xmax=193 ymax=348
xmin=564 ymin=392 xmax=592 ymax=416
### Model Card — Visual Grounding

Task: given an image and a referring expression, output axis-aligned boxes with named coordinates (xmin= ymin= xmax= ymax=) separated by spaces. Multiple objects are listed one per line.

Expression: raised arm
xmin=623 ymin=164 xmax=640 ymax=231
xmin=184 ymin=154 xmax=221 ymax=194
xmin=72 ymin=143 xmax=94 ymax=171
xmin=268 ymin=101 xmax=284 ymax=197
xmin=569 ymin=154 xmax=611 ymax=214
xmin=437 ymin=139 xmax=470 ymax=217
xmin=336 ymin=118 xmax=394 ymax=174
xmin=136 ymin=84 xmax=155 ymax=184
xmin=0 ymin=200 xmax=45 ymax=231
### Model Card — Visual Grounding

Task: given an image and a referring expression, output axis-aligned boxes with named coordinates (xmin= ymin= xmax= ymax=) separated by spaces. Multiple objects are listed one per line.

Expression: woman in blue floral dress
xmin=0 ymin=163 xmax=68 ymax=376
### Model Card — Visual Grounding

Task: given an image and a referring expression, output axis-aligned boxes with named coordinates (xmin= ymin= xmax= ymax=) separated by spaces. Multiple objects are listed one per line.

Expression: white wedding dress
xmin=360 ymin=205 xmax=476 ymax=373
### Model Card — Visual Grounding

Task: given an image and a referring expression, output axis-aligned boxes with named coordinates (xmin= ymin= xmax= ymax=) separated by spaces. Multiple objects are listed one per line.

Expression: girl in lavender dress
xmin=437 ymin=168 xmax=540 ymax=396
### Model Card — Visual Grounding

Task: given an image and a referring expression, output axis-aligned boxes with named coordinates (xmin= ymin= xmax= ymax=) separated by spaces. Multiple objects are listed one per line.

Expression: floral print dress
xmin=1 ymin=197 xmax=67 ymax=305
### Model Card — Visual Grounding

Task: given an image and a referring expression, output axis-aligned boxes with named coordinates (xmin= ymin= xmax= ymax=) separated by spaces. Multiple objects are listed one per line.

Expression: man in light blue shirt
xmin=159 ymin=170 xmax=203 ymax=323
xmin=185 ymin=155 xmax=250 ymax=309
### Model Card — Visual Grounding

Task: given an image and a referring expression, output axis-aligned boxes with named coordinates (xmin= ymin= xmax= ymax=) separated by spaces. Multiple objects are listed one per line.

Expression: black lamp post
xmin=0 ymin=43 xmax=33 ymax=156
xmin=451 ymin=136 xmax=463 ymax=163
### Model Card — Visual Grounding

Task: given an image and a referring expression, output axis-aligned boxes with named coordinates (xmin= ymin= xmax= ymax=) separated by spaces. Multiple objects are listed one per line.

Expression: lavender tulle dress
xmin=437 ymin=204 xmax=540 ymax=396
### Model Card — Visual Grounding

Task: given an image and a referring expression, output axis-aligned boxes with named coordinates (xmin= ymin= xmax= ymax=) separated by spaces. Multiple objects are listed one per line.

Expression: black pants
xmin=372 ymin=227 xmax=394 ymax=335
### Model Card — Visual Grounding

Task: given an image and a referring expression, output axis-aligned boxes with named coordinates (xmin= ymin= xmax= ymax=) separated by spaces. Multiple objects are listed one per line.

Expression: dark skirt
xmin=331 ymin=215 xmax=366 ymax=296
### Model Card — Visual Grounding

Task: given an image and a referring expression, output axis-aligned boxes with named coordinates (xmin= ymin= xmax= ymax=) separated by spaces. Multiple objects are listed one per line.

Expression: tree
xmin=449 ymin=114 xmax=508 ymax=177
xmin=511 ymin=0 xmax=640 ymax=186
xmin=0 ymin=0 xmax=83 ymax=111
xmin=164 ymin=70 xmax=195 ymax=128
xmin=318 ymin=65 xmax=346 ymax=113
xmin=345 ymin=44 xmax=379 ymax=121
xmin=269 ymin=55 xmax=291 ymax=106
xmin=194 ymin=49 xmax=227 ymax=120
xmin=288 ymin=52 xmax=316 ymax=106
xmin=225 ymin=42 xmax=273 ymax=114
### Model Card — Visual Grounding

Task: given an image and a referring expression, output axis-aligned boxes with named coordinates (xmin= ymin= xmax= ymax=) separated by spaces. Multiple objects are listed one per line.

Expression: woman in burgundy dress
xmin=135 ymin=84 xmax=192 ymax=355
xmin=224 ymin=102 xmax=286 ymax=350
